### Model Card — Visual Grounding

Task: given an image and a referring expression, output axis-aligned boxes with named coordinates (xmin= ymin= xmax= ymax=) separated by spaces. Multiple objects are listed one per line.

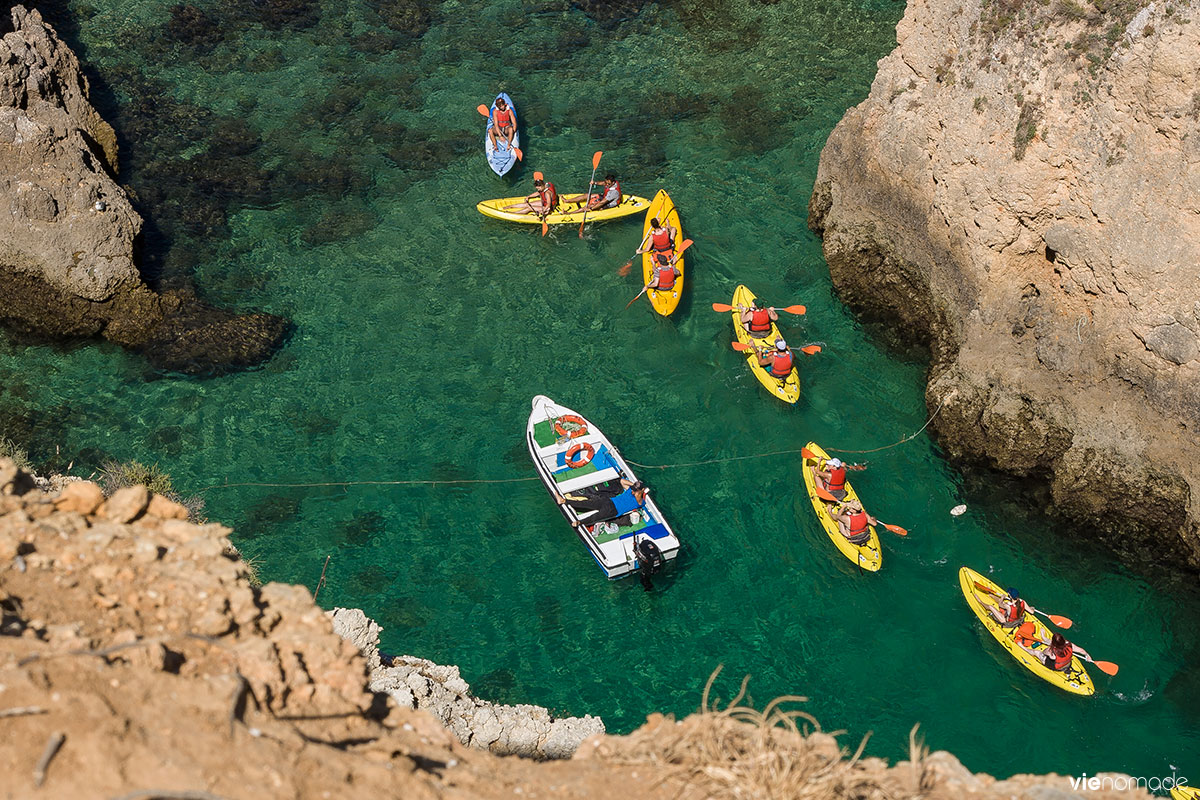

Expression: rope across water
xmin=197 ymin=393 xmax=950 ymax=492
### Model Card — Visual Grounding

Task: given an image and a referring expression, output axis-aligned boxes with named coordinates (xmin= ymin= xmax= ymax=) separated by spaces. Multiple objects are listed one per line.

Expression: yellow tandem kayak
xmin=801 ymin=441 xmax=882 ymax=572
xmin=1171 ymin=786 xmax=1200 ymax=800
xmin=958 ymin=566 xmax=1095 ymax=696
xmin=730 ymin=285 xmax=800 ymax=404
xmin=641 ymin=190 xmax=684 ymax=316
xmin=476 ymin=194 xmax=650 ymax=225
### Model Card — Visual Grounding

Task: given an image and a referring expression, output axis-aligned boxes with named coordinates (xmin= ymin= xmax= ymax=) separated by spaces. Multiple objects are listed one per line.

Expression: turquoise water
xmin=4 ymin=0 xmax=1199 ymax=784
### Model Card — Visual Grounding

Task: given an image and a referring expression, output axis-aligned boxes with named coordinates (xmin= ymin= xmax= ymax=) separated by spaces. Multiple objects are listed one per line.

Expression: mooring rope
xmin=197 ymin=394 xmax=953 ymax=491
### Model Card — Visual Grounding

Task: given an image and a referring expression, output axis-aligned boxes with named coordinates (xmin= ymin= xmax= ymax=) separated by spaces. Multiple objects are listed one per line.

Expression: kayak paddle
xmin=578 ymin=151 xmax=603 ymax=238
xmin=621 ymin=196 xmax=680 ymax=276
xmin=624 ymin=240 xmax=693 ymax=309
xmin=1078 ymin=652 xmax=1120 ymax=676
xmin=712 ymin=302 xmax=807 ymax=315
xmin=478 ymin=103 xmax=522 ymax=161
xmin=799 ymin=447 xmax=866 ymax=470
xmin=971 ymin=581 xmax=1074 ymax=629
xmin=730 ymin=341 xmax=822 ymax=356
xmin=811 ymin=486 xmax=907 ymax=535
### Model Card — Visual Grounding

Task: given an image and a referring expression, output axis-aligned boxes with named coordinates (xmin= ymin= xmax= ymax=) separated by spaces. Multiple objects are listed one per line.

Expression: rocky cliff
xmin=0 ymin=458 xmax=1159 ymax=799
xmin=809 ymin=0 xmax=1200 ymax=568
xmin=0 ymin=5 xmax=286 ymax=373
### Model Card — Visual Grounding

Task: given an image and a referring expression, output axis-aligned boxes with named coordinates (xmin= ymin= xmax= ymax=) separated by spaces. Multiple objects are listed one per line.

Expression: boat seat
xmin=556 ymin=467 xmax=620 ymax=495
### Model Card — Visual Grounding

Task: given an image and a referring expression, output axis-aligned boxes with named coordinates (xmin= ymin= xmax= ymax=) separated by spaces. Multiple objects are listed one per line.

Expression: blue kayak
xmin=485 ymin=92 xmax=519 ymax=177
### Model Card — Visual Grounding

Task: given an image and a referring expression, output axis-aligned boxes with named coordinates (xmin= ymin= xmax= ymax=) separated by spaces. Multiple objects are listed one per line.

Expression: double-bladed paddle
xmin=712 ymin=302 xmax=806 ymax=315
xmin=624 ymin=239 xmax=693 ymax=310
xmin=477 ymin=104 xmax=523 ymax=161
xmin=578 ymin=150 xmax=603 ymax=238
xmin=810 ymin=485 xmax=908 ymax=535
xmin=971 ymin=581 xmax=1074 ymax=629
xmin=619 ymin=195 xmax=679 ymax=276
xmin=799 ymin=446 xmax=866 ymax=470
xmin=730 ymin=341 xmax=822 ymax=356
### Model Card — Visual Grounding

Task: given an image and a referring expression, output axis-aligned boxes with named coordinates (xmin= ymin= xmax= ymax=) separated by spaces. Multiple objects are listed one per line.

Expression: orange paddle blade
xmin=711 ymin=302 xmax=734 ymax=313
xmin=675 ymin=238 xmax=694 ymax=255
xmin=972 ymin=581 xmax=1000 ymax=596
xmin=800 ymin=446 xmax=818 ymax=460
xmin=730 ymin=341 xmax=755 ymax=352
xmin=800 ymin=345 xmax=822 ymax=355
xmin=541 ymin=221 xmax=548 ymax=237
xmin=1047 ymin=614 xmax=1073 ymax=629
xmin=618 ymin=261 xmax=632 ymax=276
xmin=513 ymin=146 xmax=523 ymax=162
xmin=477 ymin=104 xmax=490 ymax=117
xmin=1094 ymin=660 xmax=1119 ymax=676
xmin=813 ymin=485 xmax=838 ymax=503
xmin=533 ymin=171 xmax=543 ymax=181
xmin=881 ymin=522 xmax=908 ymax=536
xmin=592 ymin=150 xmax=603 ymax=168
xmin=780 ymin=304 xmax=807 ymax=315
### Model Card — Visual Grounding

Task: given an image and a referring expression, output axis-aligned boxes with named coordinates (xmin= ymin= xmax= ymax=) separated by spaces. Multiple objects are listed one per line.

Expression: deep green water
xmin=3 ymin=0 xmax=1198 ymax=785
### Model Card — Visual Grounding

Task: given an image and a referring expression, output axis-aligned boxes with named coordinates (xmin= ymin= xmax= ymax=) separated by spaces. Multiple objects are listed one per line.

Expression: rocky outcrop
xmin=330 ymin=608 xmax=605 ymax=760
xmin=0 ymin=458 xmax=1161 ymax=798
xmin=0 ymin=6 xmax=286 ymax=373
xmin=809 ymin=0 xmax=1200 ymax=568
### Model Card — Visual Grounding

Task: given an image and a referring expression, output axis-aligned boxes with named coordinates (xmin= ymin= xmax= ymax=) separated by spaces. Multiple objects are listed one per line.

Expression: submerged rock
xmin=810 ymin=0 xmax=1200 ymax=569
xmin=0 ymin=6 xmax=287 ymax=372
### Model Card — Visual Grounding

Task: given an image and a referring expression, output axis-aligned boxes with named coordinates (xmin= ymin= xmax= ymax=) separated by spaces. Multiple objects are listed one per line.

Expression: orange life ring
xmin=554 ymin=414 xmax=588 ymax=439
xmin=565 ymin=442 xmax=595 ymax=469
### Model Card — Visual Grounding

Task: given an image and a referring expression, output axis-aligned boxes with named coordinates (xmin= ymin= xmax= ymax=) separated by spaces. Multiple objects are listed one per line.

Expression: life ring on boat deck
xmin=554 ymin=414 xmax=588 ymax=439
xmin=565 ymin=442 xmax=595 ymax=469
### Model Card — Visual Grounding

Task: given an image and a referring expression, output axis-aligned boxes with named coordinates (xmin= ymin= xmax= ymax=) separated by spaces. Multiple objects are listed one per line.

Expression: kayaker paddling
xmin=739 ymin=299 xmax=779 ymax=339
xmin=488 ymin=96 xmax=516 ymax=151
xmin=565 ymin=173 xmax=622 ymax=211
xmin=830 ymin=499 xmax=877 ymax=545
xmin=503 ymin=175 xmax=559 ymax=219
xmin=1014 ymin=627 xmax=1092 ymax=673
xmin=646 ymin=252 xmax=681 ymax=292
xmin=985 ymin=587 xmax=1053 ymax=629
xmin=636 ymin=216 xmax=678 ymax=258
xmin=814 ymin=457 xmax=850 ymax=501
xmin=754 ymin=338 xmax=794 ymax=381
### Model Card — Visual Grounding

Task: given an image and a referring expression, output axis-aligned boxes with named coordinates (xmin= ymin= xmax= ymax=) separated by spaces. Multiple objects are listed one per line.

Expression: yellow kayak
xmin=801 ymin=442 xmax=881 ymax=572
xmin=641 ymin=190 xmax=684 ymax=316
xmin=730 ymin=285 xmax=800 ymax=404
xmin=476 ymin=194 xmax=650 ymax=225
xmin=958 ymin=566 xmax=1095 ymax=696
xmin=1171 ymin=787 xmax=1200 ymax=800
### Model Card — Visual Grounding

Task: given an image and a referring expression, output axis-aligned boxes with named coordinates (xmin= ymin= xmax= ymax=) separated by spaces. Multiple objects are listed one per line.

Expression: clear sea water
xmin=3 ymin=0 xmax=1198 ymax=785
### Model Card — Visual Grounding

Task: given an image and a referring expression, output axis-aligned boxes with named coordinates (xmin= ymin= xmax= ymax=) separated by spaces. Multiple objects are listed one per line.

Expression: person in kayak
xmin=1014 ymin=627 xmax=1091 ymax=672
xmin=636 ymin=217 xmax=677 ymax=259
xmin=830 ymin=500 xmax=877 ymax=545
xmin=755 ymin=338 xmax=794 ymax=381
xmin=503 ymin=176 xmax=558 ymax=218
xmin=739 ymin=299 xmax=778 ymax=339
xmin=555 ymin=478 xmax=648 ymax=525
xmin=488 ymin=96 xmax=516 ymax=151
xmin=565 ymin=174 xmax=622 ymax=211
xmin=646 ymin=252 xmax=681 ymax=292
xmin=814 ymin=457 xmax=849 ymax=501
xmin=987 ymin=587 xmax=1031 ymax=628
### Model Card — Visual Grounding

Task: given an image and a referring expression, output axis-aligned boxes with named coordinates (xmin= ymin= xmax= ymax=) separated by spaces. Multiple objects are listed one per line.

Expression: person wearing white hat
xmin=755 ymin=337 xmax=794 ymax=381
xmin=815 ymin=457 xmax=849 ymax=501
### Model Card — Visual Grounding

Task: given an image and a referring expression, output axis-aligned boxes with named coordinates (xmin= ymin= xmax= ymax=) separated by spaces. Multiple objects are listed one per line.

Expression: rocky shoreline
xmin=0 ymin=6 xmax=286 ymax=374
xmin=809 ymin=0 xmax=1200 ymax=569
xmin=0 ymin=458 xmax=1161 ymax=798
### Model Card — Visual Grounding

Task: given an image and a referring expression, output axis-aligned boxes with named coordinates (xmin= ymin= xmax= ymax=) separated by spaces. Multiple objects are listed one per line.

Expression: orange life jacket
xmin=1049 ymin=643 xmax=1073 ymax=671
xmin=650 ymin=228 xmax=673 ymax=252
xmin=493 ymin=106 xmax=513 ymax=127
xmin=1003 ymin=598 xmax=1026 ymax=625
xmin=749 ymin=308 xmax=771 ymax=332
xmin=847 ymin=510 xmax=869 ymax=536
xmin=539 ymin=182 xmax=558 ymax=210
xmin=655 ymin=265 xmax=677 ymax=290
xmin=827 ymin=466 xmax=847 ymax=493
xmin=769 ymin=350 xmax=793 ymax=377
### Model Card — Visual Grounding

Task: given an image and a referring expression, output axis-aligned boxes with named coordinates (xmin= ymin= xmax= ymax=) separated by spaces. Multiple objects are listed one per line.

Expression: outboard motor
xmin=634 ymin=536 xmax=664 ymax=592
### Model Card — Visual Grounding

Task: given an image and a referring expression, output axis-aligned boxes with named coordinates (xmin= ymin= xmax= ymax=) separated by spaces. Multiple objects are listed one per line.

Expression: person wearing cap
xmin=488 ymin=96 xmax=516 ymax=151
xmin=636 ymin=217 xmax=677 ymax=259
xmin=986 ymin=586 xmax=1051 ymax=630
xmin=739 ymin=299 xmax=778 ymax=339
xmin=554 ymin=477 xmax=649 ymax=526
xmin=815 ymin=457 xmax=849 ymax=501
xmin=564 ymin=174 xmax=622 ymax=211
xmin=503 ymin=174 xmax=558 ymax=218
xmin=830 ymin=500 xmax=877 ymax=545
xmin=755 ymin=338 xmax=794 ymax=380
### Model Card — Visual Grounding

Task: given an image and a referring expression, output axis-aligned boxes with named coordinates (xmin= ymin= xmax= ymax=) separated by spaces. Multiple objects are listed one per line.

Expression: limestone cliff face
xmin=809 ymin=0 xmax=1200 ymax=568
xmin=0 ymin=6 xmax=286 ymax=373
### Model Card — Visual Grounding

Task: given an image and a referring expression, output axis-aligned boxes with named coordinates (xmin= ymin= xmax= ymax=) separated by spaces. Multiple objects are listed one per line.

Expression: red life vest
xmin=1003 ymin=598 xmax=1025 ymax=625
xmin=827 ymin=466 xmax=847 ymax=493
xmin=769 ymin=350 xmax=793 ymax=377
xmin=1050 ymin=643 xmax=1073 ymax=671
xmin=847 ymin=510 xmax=869 ymax=535
xmin=539 ymin=182 xmax=558 ymax=210
xmin=650 ymin=228 xmax=673 ymax=252
xmin=493 ymin=106 xmax=513 ymax=127
xmin=611 ymin=180 xmax=622 ymax=203
xmin=655 ymin=265 xmax=676 ymax=290
xmin=749 ymin=308 xmax=772 ymax=332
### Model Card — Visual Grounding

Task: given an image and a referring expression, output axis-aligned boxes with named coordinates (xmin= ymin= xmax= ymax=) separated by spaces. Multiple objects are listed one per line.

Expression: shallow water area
xmin=3 ymin=0 xmax=1198 ymax=783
